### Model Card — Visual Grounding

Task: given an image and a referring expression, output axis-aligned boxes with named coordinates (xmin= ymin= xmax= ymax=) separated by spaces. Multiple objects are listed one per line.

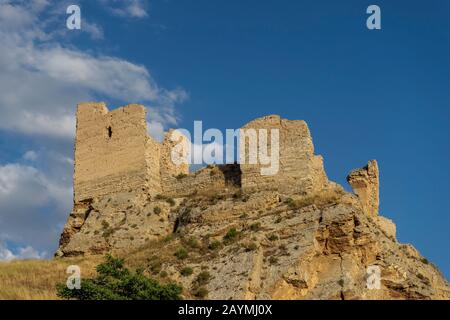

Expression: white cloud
xmin=147 ymin=121 xmax=165 ymax=142
xmin=0 ymin=243 xmax=15 ymax=261
xmin=23 ymin=150 xmax=38 ymax=161
xmin=0 ymin=0 xmax=186 ymax=139
xmin=0 ymin=163 xmax=72 ymax=254
xmin=82 ymin=20 xmax=104 ymax=40
xmin=0 ymin=242 xmax=46 ymax=261
xmin=0 ymin=0 xmax=187 ymax=258
xmin=101 ymin=0 xmax=148 ymax=18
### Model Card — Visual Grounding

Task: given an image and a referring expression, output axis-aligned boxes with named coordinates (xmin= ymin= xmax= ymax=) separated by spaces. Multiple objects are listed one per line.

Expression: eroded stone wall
xmin=239 ymin=115 xmax=328 ymax=195
xmin=74 ymin=103 xmax=161 ymax=202
xmin=160 ymin=129 xmax=190 ymax=190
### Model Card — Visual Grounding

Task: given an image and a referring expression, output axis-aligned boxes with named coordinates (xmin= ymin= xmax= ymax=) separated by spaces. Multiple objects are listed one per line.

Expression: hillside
xmin=1 ymin=111 xmax=448 ymax=300
xmin=1 ymin=181 xmax=449 ymax=299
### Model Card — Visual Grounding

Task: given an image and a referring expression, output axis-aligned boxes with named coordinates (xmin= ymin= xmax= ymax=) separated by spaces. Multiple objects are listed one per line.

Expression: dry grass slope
xmin=0 ymin=257 xmax=101 ymax=300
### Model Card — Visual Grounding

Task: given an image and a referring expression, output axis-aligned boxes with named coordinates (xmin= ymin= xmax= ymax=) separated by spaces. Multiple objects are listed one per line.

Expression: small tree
xmin=57 ymin=255 xmax=182 ymax=300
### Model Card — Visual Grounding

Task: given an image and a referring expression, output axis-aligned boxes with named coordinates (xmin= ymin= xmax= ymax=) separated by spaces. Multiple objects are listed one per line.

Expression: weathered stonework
xmin=239 ymin=115 xmax=328 ymax=195
xmin=347 ymin=160 xmax=379 ymax=217
xmin=74 ymin=103 xmax=159 ymax=202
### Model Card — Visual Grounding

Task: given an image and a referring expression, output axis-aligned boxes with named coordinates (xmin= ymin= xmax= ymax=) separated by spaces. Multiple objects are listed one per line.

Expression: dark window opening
xmin=107 ymin=126 xmax=112 ymax=138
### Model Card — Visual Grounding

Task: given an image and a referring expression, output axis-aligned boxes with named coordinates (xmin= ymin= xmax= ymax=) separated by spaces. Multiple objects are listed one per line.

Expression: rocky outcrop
xmin=347 ymin=160 xmax=379 ymax=217
xmin=56 ymin=107 xmax=449 ymax=299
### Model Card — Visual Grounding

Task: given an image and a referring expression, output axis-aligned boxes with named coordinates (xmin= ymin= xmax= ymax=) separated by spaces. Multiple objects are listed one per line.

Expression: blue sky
xmin=0 ymin=0 xmax=449 ymax=279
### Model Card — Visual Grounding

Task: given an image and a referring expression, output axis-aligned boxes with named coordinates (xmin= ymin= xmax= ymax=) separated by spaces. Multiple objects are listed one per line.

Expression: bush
xmin=174 ymin=247 xmax=188 ymax=260
xmin=180 ymin=267 xmax=193 ymax=277
xmin=269 ymin=256 xmax=278 ymax=265
xmin=268 ymin=234 xmax=279 ymax=241
xmin=153 ymin=206 xmax=162 ymax=215
xmin=249 ymin=223 xmax=261 ymax=231
xmin=57 ymin=255 xmax=182 ymax=300
xmin=223 ymin=228 xmax=238 ymax=242
xmin=149 ymin=259 xmax=162 ymax=275
xmin=166 ymin=198 xmax=176 ymax=207
xmin=208 ymin=240 xmax=221 ymax=251
xmin=195 ymin=271 xmax=211 ymax=286
xmin=176 ymin=173 xmax=188 ymax=180
xmin=186 ymin=237 xmax=199 ymax=249
xmin=193 ymin=287 xmax=208 ymax=298
xmin=243 ymin=242 xmax=258 ymax=252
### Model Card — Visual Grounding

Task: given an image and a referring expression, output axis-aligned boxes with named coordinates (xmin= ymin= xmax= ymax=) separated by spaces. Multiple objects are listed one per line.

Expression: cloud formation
xmin=0 ymin=242 xmax=46 ymax=261
xmin=0 ymin=0 xmax=187 ymax=259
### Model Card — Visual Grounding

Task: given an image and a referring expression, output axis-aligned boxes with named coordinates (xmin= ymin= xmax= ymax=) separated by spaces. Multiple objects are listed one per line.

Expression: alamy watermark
xmin=366 ymin=265 xmax=381 ymax=289
xmin=169 ymin=121 xmax=280 ymax=176
xmin=66 ymin=265 xmax=81 ymax=290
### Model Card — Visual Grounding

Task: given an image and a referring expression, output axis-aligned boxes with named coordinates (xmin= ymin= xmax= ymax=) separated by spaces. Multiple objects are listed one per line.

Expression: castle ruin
xmin=57 ymin=102 xmax=335 ymax=256
xmin=73 ymin=103 xmax=329 ymax=203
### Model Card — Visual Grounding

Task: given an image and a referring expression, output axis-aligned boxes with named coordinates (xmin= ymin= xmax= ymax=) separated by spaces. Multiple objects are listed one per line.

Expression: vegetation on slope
xmin=57 ymin=255 xmax=182 ymax=300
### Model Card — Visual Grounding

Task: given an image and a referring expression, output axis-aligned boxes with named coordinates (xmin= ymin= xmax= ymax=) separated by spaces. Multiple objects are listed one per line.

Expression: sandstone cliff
xmin=56 ymin=108 xmax=450 ymax=300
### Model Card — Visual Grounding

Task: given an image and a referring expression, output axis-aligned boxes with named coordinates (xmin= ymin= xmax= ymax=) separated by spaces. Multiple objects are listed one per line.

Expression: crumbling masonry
xmin=73 ymin=103 xmax=329 ymax=202
xmin=57 ymin=103 xmax=381 ymax=256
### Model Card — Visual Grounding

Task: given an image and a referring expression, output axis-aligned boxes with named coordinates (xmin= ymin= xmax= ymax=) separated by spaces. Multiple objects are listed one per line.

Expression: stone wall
xmin=74 ymin=103 xmax=160 ymax=202
xmin=73 ymin=104 xmax=330 ymax=202
xmin=164 ymin=164 xmax=241 ymax=197
xmin=239 ymin=115 xmax=328 ymax=195
xmin=160 ymin=129 xmax=190 ymax=190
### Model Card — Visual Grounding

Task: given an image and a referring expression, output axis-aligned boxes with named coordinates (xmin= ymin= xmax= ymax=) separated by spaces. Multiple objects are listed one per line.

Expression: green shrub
xmin=166 ymin=198 xmax=176 ymax=207
xmin=285 ymin=197 xmax=295 ymax=208
xmin=193 ymin=287 xmax=208 ymax=298
xmin=176 ymin=173 xmax=188 ymax=180
xmin=153 ymin=206 xmax=162 ymax=215
xmin=163 ymin=234 xmax=175 ymax=242
xmin=195 ymin=271 xmax=211 ymax=286
xmin=180 ymin=267 xmax=193 ymax=277
xmin=149 ymin=259 xmax=162 ymax=275
xmin=223 ymin=228 xmax=239 ymax=243
xmin=268 ymin=234 xmax=279 ymax=241
xmin=101 ymin=220 xmax=110 ymax=229
xmin=174 ymin=247 xmax=188 ymax=260
xmin=208 ymin=240 xmax=221 ymax=251
xmin=243 ymin=242 xmax=258 ymax=252
xmin=186 ymin=237 xmax=199 ymax=248
xmin=269 ymin=256 xmax=278 ymax=265
xmin=249 ymin=222 xmax=261 ymax=231
xmin=57 ymin=255 xmax=182 ymax=300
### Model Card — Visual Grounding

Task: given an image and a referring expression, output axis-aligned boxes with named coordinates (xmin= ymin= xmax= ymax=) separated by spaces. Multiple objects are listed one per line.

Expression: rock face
xmin=347 ymin=160 xmax=379 ymax=217
xmin=56 ymin=103 xmax=450 ymax=300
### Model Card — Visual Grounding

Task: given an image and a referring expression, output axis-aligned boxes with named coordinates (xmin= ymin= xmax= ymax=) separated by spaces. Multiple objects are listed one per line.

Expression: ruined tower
xmin=74 ymin=103 xmax=162 ymax=202
xmin=239 ymin=115 xmax=328 ymax=195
